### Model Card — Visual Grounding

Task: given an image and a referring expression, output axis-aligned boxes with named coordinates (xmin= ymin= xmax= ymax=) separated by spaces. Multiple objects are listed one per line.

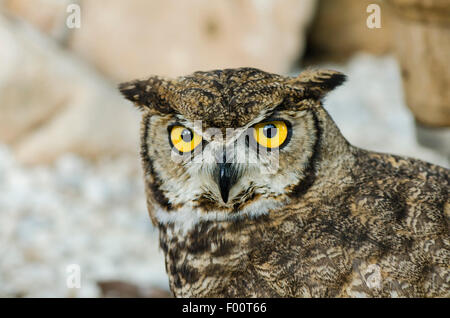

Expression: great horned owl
xmin=119 ymin=68 xmax=449 ymax=297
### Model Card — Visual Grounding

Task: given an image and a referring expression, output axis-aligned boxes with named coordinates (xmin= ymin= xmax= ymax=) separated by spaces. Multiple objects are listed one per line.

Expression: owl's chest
xmin=160 ymin=218 xmax=364 ymax=297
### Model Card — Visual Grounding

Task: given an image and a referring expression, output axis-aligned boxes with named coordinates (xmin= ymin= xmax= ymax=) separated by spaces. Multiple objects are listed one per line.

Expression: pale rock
xmin=3 ymin=0 xmax=74 ymax=42
xmin=69 ymin=0 xmax=317 ymax=79
xmin=0 ymin=12 xmax=140 ymax=164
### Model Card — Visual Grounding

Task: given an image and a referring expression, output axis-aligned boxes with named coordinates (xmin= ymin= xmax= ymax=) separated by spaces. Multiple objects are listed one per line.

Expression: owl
xmin=119 ymin=67 xmax=449 ymax=297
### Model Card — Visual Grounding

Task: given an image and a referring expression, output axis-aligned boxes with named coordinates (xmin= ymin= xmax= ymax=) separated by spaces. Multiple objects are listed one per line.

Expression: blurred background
xmin=0 ymin=0 xmax=449 ymax=297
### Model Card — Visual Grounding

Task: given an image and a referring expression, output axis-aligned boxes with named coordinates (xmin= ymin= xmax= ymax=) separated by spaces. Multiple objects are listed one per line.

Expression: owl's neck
xmin=158 ymin=216 xmax=263 ymax=297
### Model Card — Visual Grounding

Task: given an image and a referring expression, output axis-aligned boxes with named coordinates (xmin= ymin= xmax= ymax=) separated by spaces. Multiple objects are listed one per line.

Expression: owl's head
xmin=119 ymin=68 xmax=346 ymax=229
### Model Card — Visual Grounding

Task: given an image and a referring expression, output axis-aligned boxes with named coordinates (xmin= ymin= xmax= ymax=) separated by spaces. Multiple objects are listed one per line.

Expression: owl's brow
xmin=253 ymin=98 xmax=295 ymax=123
xmin=168 ymin=97 xmax=296 ymax=142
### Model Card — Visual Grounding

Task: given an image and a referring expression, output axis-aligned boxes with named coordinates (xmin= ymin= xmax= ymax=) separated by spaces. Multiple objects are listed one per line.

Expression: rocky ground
xmin=0 ymin=151 xmax=168 ymax=297
xmin=0 ymin=54 xmax=448 ymax=298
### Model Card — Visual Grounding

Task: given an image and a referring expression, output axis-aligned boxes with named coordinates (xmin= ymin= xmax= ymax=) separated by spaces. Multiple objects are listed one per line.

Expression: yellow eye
xmin=253 ymin=121 xmax=289 ymax=149
xmin=169 ymin=125 xmax=202 ymax=153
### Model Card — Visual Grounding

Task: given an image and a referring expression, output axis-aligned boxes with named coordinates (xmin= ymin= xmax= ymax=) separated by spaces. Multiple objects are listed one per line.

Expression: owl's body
xmin=120 ymin=68 xmax=449 ymax=297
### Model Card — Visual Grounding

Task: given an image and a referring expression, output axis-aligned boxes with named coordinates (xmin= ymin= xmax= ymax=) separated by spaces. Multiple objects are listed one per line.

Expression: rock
xmin=305 ymin=0 xmax=393 ymax=62
xmin=386 ymin=0 xmax=450 ymax=24
xmin=68 ymin=0 xmax=317 ymax=79
xmin=3 ymin=0 xmax=73 ymax=42
xmin=0 ymin=12 xmax=140 ymax=164
xmin=386 ymin=0 xmax=450 ymax=127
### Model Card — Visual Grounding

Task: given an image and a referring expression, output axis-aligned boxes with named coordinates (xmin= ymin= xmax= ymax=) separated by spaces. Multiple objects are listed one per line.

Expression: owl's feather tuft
xmin=289 ymin=69 xmax=347 ymax=99
xmin=118 ymin=77 xmax=175 ymax=114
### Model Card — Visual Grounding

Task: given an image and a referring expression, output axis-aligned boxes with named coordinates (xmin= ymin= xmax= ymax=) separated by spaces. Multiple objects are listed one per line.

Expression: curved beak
xmin=215 ymin=163 xmax=238 ymax=203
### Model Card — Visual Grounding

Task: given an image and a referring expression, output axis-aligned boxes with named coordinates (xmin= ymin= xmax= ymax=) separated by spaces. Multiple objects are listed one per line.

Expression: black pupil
xmin=263 ymin=124 xmax=277 ymax=138
xmin=181 ymin=129 xmax=193 ymax=142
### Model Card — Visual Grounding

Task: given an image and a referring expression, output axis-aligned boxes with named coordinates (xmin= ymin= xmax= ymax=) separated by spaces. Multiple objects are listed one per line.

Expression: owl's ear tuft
xmin=118 ymin=77 xmax=175 ymax=114
xmin=289 ymin=69 xmax=346 ymax=99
